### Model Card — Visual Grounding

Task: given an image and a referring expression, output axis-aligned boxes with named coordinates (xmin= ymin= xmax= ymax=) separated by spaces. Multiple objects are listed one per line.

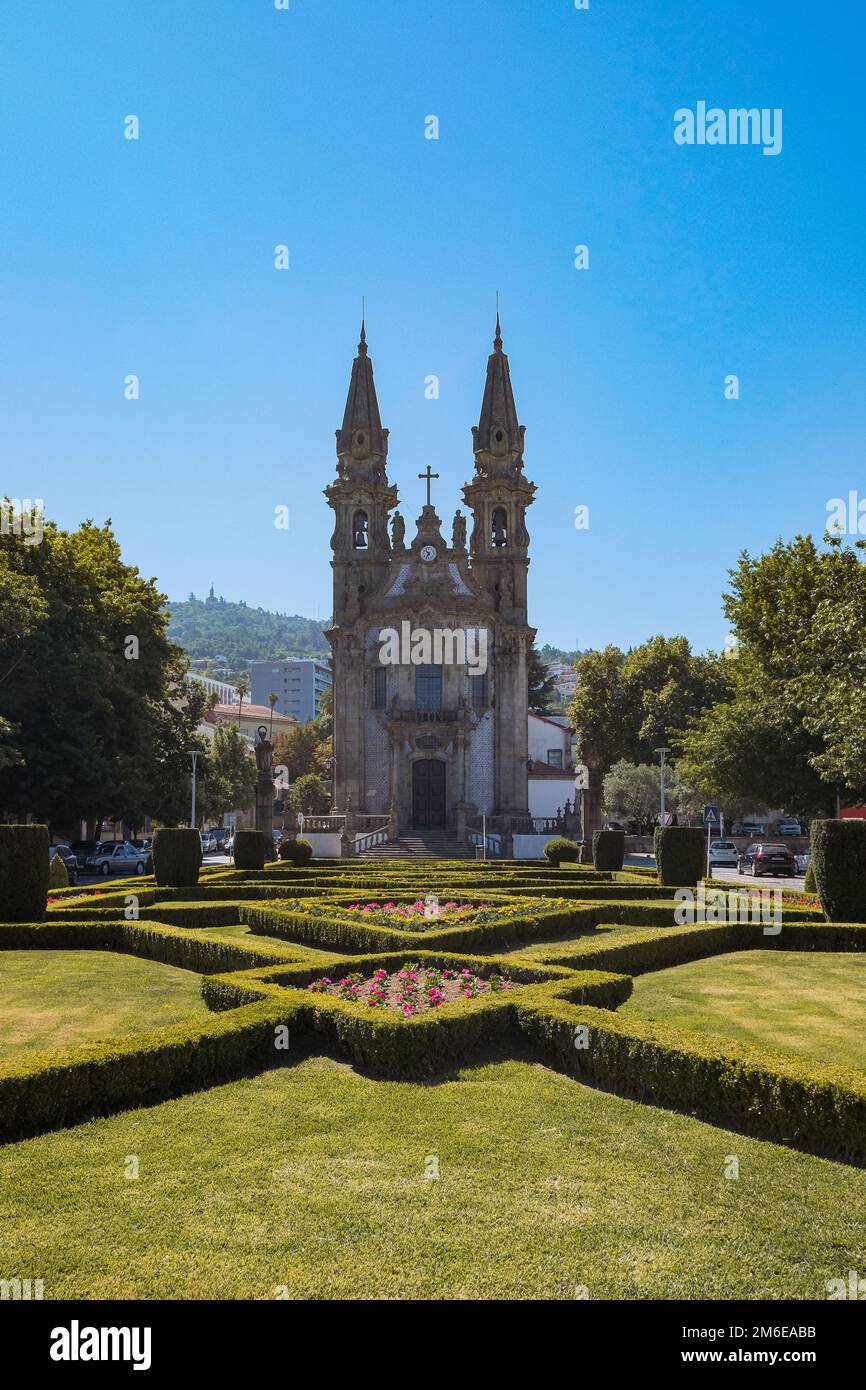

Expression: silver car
xmin=83 ymin=841 xmax=149 ymax=877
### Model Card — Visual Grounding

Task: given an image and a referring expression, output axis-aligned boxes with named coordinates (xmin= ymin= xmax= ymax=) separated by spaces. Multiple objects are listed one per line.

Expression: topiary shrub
xmin=811 ymin=819 xmax=866 ymax=922
xmin=48 ymin=852 xmax=69 ymax=890
xmin=152 ymin=828 xmax=201 ymax=888
xmin=233 ymin=830 xmax=267 ymax=871
xmin=0 ymin=824 xmax=50 ymax=922
xmin=592 ymin=829 xmax=625 ymax=872
xmin=543 ymin=836 xmax=580 ymax=866
xmin=278 ymin=837 xmax=313 ymax=866
xmin=803 ymin=860 xmax=817 ymax=894
xmin=654 ymin=825 xmax=705 ymax=887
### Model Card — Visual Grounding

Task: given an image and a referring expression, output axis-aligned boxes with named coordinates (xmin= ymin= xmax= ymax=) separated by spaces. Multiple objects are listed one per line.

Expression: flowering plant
xmin=305 ymin=963 xmax=516 ymax=1015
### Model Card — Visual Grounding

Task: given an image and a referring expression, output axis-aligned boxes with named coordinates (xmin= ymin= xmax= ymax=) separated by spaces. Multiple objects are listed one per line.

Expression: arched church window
xmin=491 ymin=507 xmax=508 ymax=548
xmin=352 ymin=510 xmax=369 ymax=549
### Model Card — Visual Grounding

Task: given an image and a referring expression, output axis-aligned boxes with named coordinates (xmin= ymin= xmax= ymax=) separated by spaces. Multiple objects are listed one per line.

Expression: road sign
xmin=702 ymin=805 xmax=720 ymax=826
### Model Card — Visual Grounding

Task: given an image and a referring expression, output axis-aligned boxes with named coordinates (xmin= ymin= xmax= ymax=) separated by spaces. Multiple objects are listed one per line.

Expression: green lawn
xmin=0 ymin=950 xmax=208 ymax=1061
xmin=622 ymin=949 xmax=866 ymax=1071
xmin=0 ymin=1055 xmax=861 ymax=1299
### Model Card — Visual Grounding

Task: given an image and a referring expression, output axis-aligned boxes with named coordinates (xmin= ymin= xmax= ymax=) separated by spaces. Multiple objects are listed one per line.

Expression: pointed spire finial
xmin=336 ymin=309 xmax=387 ymax=460
xmin=494 ymin=291 xmax=502 ymax=351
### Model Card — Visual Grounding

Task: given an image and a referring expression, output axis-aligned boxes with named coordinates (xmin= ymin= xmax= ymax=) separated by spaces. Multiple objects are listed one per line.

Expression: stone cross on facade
xmin=418 ymin=465 xmax=440 ymax=506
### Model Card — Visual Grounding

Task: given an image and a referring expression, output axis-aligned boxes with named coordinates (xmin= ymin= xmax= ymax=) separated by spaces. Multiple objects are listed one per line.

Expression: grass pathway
xmin=0 ymin=1055 xmax=862 ymax=1299
xmin=0 ymin=950 xmax=208 ymax=1060
xmin=622 ymin=949 xmax=866 ymax=1071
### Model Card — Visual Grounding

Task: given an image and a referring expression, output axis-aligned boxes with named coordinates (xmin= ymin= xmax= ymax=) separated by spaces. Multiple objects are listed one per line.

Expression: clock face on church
xmin=419 ymin=545 xmax=437 ymax=562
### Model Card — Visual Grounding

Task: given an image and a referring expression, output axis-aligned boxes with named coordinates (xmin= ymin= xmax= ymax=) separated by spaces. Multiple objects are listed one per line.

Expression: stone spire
xmin=471 ymin=312 xmax=525 ymax=469
xmin=335 ymin=318 xmax=388 ymax=464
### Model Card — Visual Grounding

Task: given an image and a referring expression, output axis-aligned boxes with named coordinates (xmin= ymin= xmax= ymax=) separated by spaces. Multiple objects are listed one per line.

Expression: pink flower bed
xmin=306 ymin=964 xmax=517 ymax=1017
xmin=344 ymin=900 xmax=485 ymax=919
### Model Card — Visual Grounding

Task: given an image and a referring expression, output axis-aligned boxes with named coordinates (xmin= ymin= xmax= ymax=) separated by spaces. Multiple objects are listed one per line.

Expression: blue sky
xmin=2 ymin=1 xmax=864 ymax=653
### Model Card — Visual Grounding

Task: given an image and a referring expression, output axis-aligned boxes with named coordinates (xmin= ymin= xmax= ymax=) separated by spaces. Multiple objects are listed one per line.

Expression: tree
xmin=201 ymin=723 xmax=256 ymax=822
xmin=234 ymin=675 xmax=250 ymax=728
xmin=289 ymin=773 xmax=330 ymax=815
xmin=602 ymin=761 xmax=660 ymax=832
xmin=568 ymin=646 xmax=636 ymax=776
xmin=273 ymin=720 xmax=331 ymax=782
xmin=527 ymin=642 xmax=557 ymax=713
xmin=676 ymin=535 xmax=864 ymax=814
xmin=568 ymin=638 xmax=731 ymax=781
xmin=0 ymin=515 xmax=208 ymax=832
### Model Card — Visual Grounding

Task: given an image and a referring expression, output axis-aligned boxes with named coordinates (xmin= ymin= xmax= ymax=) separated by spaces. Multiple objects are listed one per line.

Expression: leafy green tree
xmin=289 ymin=773 xmax=330 ymax=815
xmin=0 ymin=515 xmax=207 ymax=832
xmin=568 ymin=638 xmax=731 ymax=781
xmin=568 ymin=646 xmax=636 ymax=776
xmin=527 ymin=642 xmax=557 ymax=713
xmin=201 ymin=723 xmax=256 ymax=822
xmin=602 ymin=761 xmax=660 ymax=832
xmin=273 ymin=720 xmax=331 ymax=781
xmin=677 ymin=535 xmax=863 ymax=813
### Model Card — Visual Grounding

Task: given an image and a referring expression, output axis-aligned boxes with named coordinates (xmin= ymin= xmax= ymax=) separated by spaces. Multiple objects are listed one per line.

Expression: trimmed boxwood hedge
xmin=517 ymin=998 xmax=866 ymax=1165
xmin=278 ymin=837 xmax=313 ymax=865
xmin=0 ymin=917 xmax=309 ymax=972
xmin=0 ymin=994 xmax=311 ymax=1144
xmin=543 ymin=837 xmax=580 ymax=865
xmin=48 ymin=852 xmax=69 ymax=890
xmin=811 ymin=818 xmax=866 ymax=923
xmin=0 ymin=824 xmax=49 ymax=922
xmin=233 ymin=830 xmax=268 ymax=871
xmin=153 ymin=828 xmax=201 ymax=888
xmin=592 ymin=829 xmax=625 ymax=872
xmin=654 ymin=825 xmax=705 ymax=887
xmin=236 ymin=953 xmax=631 ymax=1078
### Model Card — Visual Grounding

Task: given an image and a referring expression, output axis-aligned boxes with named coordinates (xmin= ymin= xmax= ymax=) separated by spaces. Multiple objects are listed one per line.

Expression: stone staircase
xmin=359 ymin=831 xmax=478 ymax=860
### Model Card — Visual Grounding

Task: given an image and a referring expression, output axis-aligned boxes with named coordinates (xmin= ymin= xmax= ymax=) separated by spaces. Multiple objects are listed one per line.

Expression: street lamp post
xmin=655 ymin=747 xmax=671 ymax=825
xmin=186 ymin=749 xmax=200 ymax=829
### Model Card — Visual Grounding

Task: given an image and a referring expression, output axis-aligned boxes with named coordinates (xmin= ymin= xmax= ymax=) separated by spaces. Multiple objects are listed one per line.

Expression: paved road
xmin=625 ymin=854 xmax=807 ymax=894
xmin=75 ymin=852 xmax=234 ymax=886
xmin=707 ymin=865 xmax=807 ymax=893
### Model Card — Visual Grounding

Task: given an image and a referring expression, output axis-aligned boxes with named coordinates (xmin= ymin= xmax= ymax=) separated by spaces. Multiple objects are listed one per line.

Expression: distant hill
xmin=538 ymin=644 xmax=584 ymax=667
xmin=166 ymin=593 xmax=329 ymax=681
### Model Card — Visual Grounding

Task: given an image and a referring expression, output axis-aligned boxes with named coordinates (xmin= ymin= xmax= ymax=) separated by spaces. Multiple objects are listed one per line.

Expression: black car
xmin=737 ymin=842 xmax=796 ymax=878
xmin=49 ymin=844 xmax=78 ymax=885
xmin=70 ymin=839 xmax=100 ymax=869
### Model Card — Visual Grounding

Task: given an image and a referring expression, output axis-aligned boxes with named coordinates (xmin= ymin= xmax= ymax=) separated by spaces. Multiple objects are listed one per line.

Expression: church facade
xmin=325 ymin=319 xmax=537 ymax=840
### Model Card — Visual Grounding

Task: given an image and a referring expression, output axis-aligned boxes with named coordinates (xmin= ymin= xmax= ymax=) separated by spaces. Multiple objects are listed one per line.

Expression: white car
xmin=200 ymin=832 xmax=217 ymax=854
xmin=708 ymin=838 xmax=739 ymax=868
xmin=794 ymin=850 xmax=811 ymax=874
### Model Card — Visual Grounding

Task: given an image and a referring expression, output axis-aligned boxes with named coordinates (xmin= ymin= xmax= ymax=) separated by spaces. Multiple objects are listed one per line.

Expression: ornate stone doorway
xmin=412 ymin=759 xmax=446 ymax=829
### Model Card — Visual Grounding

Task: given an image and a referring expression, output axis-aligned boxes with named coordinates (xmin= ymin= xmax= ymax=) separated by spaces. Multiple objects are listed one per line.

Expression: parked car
xmin=200 ymin=832 xmax=217 ymax=854
xmin=707 ymin=838 xmax=739 ymax=869
xmin=212 ymin=829 xmax=231 ymax=849
xmin=82 ymin=841 xmax=150 ymax=877
xmin=775 ymin=819 xmax=802 ymax=836
xmin=49 ymin=844 xmax=78 ymax=885
xmin=737 ymin=843 xmax=796 ymax=878
xmin=730 ymin=821 xmax=766 ymax=838
xmin=794 ymin=850 xmax=811 ymax=875
xmin=69 ymin=839 xmax=100 ymax=868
